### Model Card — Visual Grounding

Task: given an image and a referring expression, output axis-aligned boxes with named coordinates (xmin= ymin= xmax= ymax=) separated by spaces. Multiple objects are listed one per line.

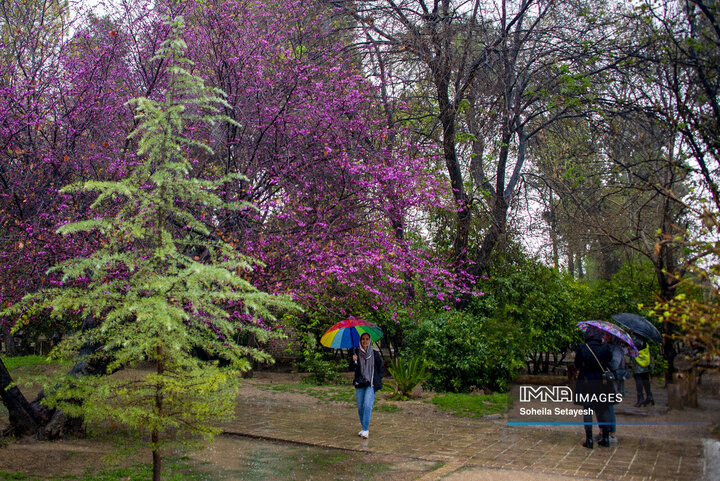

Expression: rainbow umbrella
xmin=320 ymin=319 xmax=383 ymax=349
xmin=577 ymin=320 xmax=639 ymax=357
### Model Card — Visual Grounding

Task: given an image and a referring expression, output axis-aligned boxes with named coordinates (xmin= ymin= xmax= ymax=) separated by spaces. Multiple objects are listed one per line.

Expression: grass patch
xmin=2 ymin=355 xmax=55 ymax=370
xmin=312 ymin=453 xmax=351 ymax=468
xmin=312 ymin=387 xmax=355 ymax=403
xmin=68 ymin=460 xmax=208 ymax=481
xmin=258 ymin=382 xmax=355 ymax=403
xmin=0 ymin=473 xmax=33 ymax=481
xmin=258 ymin=381 xmax=410 ymax=408
xmin=375 ymin=403 xmax=401 ymax=413
xmin=427 ymin=392 xmax=511 ymax=418
xmin=0 ymin=458 xmax=208 ymax=481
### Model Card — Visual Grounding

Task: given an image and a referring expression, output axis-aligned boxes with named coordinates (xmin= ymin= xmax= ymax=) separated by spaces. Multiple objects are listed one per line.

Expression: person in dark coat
xmin=350 ymin=333 xmax=383 ymax=439
xmin=601 ymin=334 xmax=628 ymax=444
xmin=630 ymin=332 xmax=654 ymax=407
xmin=574 ymin=326 xmax=614 ymax=449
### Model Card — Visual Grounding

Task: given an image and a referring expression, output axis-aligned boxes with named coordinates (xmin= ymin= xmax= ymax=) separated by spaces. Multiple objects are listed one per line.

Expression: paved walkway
xmin=222 ymin=378 xmax=720 ymax=481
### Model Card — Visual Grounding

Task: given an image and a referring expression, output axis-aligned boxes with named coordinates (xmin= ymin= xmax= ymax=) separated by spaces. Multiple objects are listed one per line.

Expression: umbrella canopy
xmin=320 ymin=319 xmax=383 ymax=349
xmin=611 ymin=313 xmax=662 ymax=344
xmin=577 ymin=320 xmax=639 ymax=356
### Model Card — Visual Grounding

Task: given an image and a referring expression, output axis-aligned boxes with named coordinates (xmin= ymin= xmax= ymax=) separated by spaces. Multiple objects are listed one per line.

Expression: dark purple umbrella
xmin=577 ymin=320 xmax=639 ymax=356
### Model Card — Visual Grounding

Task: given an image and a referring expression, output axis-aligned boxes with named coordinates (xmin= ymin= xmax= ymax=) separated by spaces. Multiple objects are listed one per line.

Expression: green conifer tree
xmin=4 ymin=15 xmax=296 ymax=480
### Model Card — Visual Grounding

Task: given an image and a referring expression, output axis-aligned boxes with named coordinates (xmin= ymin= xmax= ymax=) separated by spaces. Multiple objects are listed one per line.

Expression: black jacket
xmin=574 ymin=340 xmax=612 ymax=406
xmin=350 ymin=348 xmax=383 ymax=391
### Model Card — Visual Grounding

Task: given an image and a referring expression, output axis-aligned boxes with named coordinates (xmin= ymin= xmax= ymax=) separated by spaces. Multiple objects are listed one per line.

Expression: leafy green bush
xmin=295 ymin=328 xmax=342 ymax=385
xmin=387 ymin=355 xmax=430 ymax=400
xmin=297 ymin=354 xmax=343 ymax=385
xmin=588 ymin=260 xmax=660 ymax=317
xmin=405 ymin=310 xmax=525 ymax=393
xmin=467 ymin=258 xmax=593 ymax=375
xmin=283 ymin=314 xmax=343 ymax=385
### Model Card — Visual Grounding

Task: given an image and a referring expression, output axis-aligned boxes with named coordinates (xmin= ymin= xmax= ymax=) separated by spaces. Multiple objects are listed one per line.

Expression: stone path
xmin=222 ymin=379 xmax=720 ymax=481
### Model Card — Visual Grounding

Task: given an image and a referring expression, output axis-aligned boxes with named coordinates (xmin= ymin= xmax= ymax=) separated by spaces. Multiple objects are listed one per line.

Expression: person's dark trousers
xmin=634 ymin=372 xmax=654 ymax=406
xmin=583 ymin=412 xmax=594 ymax=439
xmin=594 ymin=404 xmax=612 ymax=446
xmin=582 ymin=411 xmax=594 ymax=448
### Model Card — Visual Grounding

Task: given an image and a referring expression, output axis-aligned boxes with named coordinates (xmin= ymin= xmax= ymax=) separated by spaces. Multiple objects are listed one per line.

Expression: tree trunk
xmin=152 ymin=431 xmax=161 ymax=481
xmin=436 ymin=77 xmax=470 ymax=273
xmin=597 ymin=239 xmax=621 ymax=280
xmin=577 ymin=248 xmax=584 ymax=279
xmin=470 ymin=192 xmax=508 ymax=280
xmin=0 ymin=356 xmax=47 ymax=437
xmin=1 ymin=318 xmax=106 ymax=439
xmin=5 ymin=335 xmax=18 ymax=356
xmin=548 ymin=201 xmax=560 ymax=270
xmin=658 ymin=268 xmax=678 ymax=385
xmin=1 ymin=355 xmax=91 ymax=439
xmin=153 ymin=348 xmax=164 ymax=481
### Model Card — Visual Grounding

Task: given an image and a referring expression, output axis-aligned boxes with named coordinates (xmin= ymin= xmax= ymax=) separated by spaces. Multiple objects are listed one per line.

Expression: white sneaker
xmin=360 ymin=430 xmax=369 ymax=439
xmin=358 ymin=430 xmax=363 ymax=436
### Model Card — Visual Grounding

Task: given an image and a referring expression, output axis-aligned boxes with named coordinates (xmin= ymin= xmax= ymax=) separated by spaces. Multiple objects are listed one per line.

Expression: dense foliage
xmin=4 ymin=15 xmax=296 ymax=478
xmin=0 ymin=0 xmax=467 ymax=342
xmin=405 ymin=310 xmax=523 ymax=393
xmin=0 ymin=0 xmax=717 ymax=405
xmin=402 ymin=253 xmax=665 ymax=392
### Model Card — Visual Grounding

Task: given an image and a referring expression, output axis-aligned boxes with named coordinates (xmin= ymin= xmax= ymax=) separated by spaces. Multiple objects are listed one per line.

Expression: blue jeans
xmin=355 ymin=386 xmax=375 ymax=431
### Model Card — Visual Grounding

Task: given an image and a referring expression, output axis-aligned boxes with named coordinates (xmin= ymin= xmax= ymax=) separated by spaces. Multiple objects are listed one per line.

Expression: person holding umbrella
xmin=574 ymin=325 xmax=614 ymax=449
xmin=602 ymin=333 xmax=630 ymax=444
xmin=577 ymin=320 xmax=638 ymax=447
xmin=630 ymin=332 xmax=654 ymax=407
xmin=351 ymin=332 xmax=383 ymax=439
xmin=611 ymin=313 xmax=661 ymax=408
xmin=320 ymin=318 xmax=384 ymax=439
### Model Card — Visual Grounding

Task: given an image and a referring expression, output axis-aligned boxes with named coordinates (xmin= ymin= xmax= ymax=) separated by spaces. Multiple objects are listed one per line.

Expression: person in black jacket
xmin=350 ymin=333 xmax=383 ymax=439
xmin=630 ymin=332 xmax=654 ymax=407
xmin=574 ymin=326 xmax=614 ymax=449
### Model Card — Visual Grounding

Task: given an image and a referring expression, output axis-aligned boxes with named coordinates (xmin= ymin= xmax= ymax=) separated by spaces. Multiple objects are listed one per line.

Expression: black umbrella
xmin=611 ymin=313 xmax=662 ymax=343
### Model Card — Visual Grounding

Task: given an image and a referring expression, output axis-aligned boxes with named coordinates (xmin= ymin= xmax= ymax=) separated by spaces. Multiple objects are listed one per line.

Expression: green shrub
xmin=294 ymin=328 xmax=342 ymax=385
xmin=588 ymin=260 xmax=660 ymax=317
xmin=282 ymin=314 xmax=343 ymax=385
xmin=467 ymin=260 xmax=589 ymax=375
xmin=387 ymin=355 xmax=430 ymax=400
xmin=405 ymin=310 xmax=524 ymax=393
xmin=298 ymin=355 xmax=343 ymax=385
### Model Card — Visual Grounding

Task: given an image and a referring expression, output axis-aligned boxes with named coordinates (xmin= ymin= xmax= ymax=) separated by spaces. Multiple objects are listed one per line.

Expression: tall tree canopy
xmin=323 ymin=0 xmax=627 ymax=299
xmin=1 ymin=0 xmax=467 ymax=341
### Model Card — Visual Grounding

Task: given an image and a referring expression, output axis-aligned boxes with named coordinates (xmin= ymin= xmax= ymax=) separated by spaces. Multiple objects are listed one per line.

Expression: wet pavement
xmin=221 ymin=378 xmax=720 ymax=481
